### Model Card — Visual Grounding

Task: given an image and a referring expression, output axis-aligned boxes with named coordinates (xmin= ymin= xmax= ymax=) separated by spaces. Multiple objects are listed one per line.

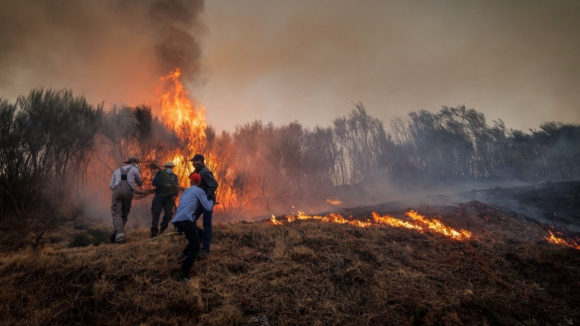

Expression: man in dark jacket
xmin=151 ymin=161 xmax=179 ymax=237
xmin=189 ymin=153 xmax=218 ymax=255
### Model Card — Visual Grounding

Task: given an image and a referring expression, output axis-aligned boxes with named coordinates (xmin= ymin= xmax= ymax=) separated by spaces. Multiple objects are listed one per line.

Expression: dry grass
xmin=0 ymin=201 xmax=579 ymax=325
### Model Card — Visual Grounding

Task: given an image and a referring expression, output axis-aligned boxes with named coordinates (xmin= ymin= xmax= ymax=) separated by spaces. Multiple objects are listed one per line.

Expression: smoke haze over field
xmin=1 ymin=0 xmax=579 ymax=132
xmin=197 ymin=0 xmax=580 ymax=132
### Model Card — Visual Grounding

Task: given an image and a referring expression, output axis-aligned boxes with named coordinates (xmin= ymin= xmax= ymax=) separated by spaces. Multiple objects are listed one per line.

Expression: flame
xmin=154 ymin=69 xmax=256 ymax=214
xmin=270 ymin=215 xmax=283 ymax=225
xmin=157 ymin=68 xmax=207 ymax=189
xmin=285 ymin=211 xmax=372 ymax=227
xmin=405 ymin=210 xmax=472 ymax=240
xmin=326 ymin=199 xmax=342 ymax=205
xmin=545 ymin=230 xmax=580 ymax=250
xmin=271 ymin=210 xmax=472 ymax=240
xmin=371 ymin=212 xmax=423 ymax=231
xmin=159 ymin=69 xmax=206 ymax=139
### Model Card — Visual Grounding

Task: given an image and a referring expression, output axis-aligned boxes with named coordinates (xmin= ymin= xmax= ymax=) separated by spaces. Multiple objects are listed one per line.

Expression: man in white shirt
xmin=109 ymin=156 xmax=143 ymax=243
xmin=171 ymin=173 xmax=214 ymax=282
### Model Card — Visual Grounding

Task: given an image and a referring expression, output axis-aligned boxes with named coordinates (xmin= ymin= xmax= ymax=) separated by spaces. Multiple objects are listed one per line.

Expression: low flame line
xmin=271 ymin=210 xmax=472 ymax=241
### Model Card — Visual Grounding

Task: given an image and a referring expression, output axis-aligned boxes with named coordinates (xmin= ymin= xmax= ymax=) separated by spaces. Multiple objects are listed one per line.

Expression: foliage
xmin=0 ymin=89 xmax=103 ymax=224
xmin=391 ymin=105 xmax=580 ymax=182
xmin=333 ymin=103 xmax=393 ymax=184
xmin=196 ymin=103 xmax=580 ymax=218
xmin=2 ymin=87 xmax=580 ymax=221
xmin=95 ymin=104 xmax=178 ymax=190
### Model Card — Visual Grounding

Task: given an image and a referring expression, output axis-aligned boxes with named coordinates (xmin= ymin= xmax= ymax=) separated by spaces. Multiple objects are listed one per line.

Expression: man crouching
xmin=171 ymin=173 xmax=214 ymax=282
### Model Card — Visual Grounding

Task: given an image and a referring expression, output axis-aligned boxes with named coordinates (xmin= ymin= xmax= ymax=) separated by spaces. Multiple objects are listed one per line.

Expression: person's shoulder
xmin=179 ymin=187 xmax=192 ymax=196
xmin=192 ymin=186 xmax=206 ymax=195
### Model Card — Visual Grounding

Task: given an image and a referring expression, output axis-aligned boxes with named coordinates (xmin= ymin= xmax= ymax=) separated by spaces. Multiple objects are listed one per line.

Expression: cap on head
xmin=189 ymin=173 xmax=201 ymax=183
xmin=124 ymin=157 xmax=139 ymax=164
xmin=189 ymin=154 xmax=205 ymax=162
xmin=164 ymin=161 xmax=175 ymax=168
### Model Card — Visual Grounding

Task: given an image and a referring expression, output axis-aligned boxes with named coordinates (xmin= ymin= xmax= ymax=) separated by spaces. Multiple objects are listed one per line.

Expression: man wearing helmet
xmin=150 ymin=161 xmax=179 ymax=237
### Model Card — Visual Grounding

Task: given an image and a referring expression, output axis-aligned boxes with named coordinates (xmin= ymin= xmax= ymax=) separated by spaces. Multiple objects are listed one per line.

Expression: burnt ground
xmin=347 ymin=180 xmax=580 ymax=235
xmin=461 ymin=181 xmax=580 ymax=231
xmin=0 ymin=180 xmax=579 ymax=325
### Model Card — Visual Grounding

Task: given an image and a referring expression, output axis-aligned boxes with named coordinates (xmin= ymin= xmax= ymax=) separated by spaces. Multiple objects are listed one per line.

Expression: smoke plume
xmin=0 ymin=0 xmax=204 ymax=106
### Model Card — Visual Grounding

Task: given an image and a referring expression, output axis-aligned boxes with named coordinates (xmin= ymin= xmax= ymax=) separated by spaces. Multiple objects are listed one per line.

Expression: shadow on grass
xmin=68 ymin=228 xmax=111 ymax=248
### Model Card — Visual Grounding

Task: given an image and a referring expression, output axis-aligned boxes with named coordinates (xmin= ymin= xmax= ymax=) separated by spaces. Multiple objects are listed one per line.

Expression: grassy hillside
xmin=1 ymin=201 xmax=579 ymax=325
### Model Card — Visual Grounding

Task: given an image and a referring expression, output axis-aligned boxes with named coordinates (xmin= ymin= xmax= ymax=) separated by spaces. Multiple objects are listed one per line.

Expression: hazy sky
xmin=1 ymin=0 xmax=579 ymax=133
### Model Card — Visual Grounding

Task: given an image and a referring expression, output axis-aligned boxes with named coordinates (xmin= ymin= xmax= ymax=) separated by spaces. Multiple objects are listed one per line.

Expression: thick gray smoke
xmin=148 ymin=0 xmax=204 ymax=78
xmin=0 ymin=0 xmax=204 ymax=105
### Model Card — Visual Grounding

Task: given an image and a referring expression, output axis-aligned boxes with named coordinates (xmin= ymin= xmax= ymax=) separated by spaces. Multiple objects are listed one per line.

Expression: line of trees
xmin=207 ymin=104 xmax=580 ymax=216
xmin=1 ymin=88 xmax=579 ymax=224
xmin=390 ymin=106 xmax=580 ymax=181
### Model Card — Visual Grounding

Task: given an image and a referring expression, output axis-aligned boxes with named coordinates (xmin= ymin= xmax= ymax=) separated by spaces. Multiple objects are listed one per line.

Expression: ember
xmin=326 ymin=199 xmax=342 ymax=205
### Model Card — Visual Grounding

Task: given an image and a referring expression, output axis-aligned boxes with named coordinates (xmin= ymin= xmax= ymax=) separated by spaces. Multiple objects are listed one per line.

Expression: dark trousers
xmin=195 ymin=205 xmax=213 ymax=253
xmin=174 ymin=220 xmax=205 ymax=277
xmin=151 ymin=193 xmax=175 ymax=230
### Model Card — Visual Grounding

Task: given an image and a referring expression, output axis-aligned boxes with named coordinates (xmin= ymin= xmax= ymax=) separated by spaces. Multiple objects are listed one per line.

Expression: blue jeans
xmin=194 ymin=205 xmax=213 ymax=253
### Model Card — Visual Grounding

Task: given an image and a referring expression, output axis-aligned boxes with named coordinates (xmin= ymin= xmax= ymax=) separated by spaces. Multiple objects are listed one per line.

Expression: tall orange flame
xmin=159 ymin=68 xmax=206 ymax=138
xmin=157 ymin=68 xmax=207 ymax=188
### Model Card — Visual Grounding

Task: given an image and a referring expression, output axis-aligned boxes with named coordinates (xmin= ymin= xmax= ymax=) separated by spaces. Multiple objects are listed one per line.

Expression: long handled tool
xmin=145 ymin=231 xmax=181 ymax=242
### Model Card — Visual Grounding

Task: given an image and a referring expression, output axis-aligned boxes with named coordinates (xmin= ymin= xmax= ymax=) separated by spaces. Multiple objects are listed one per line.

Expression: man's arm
xmin=171 ymin=174 xmax=179 ymax=196
xmin=109 ymin=170 xmax=117 ymax=190
xmin=133 ymin=168 xmax=143 ymax=187
xmin=196 ymin=189 xmax=214 ymax=211
xmin=152 ymin=171 xmax=161 ymax=187
xmin=202 ymin=169 xmax=218 ymax=196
